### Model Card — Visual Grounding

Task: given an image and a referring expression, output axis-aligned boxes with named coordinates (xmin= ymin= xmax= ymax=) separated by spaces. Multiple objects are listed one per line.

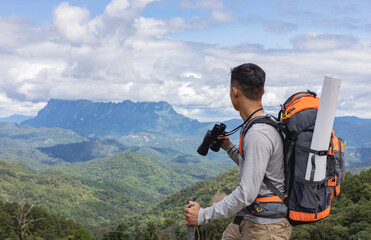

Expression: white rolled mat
xmin=305 ymin=76 xmax=342 ymax=181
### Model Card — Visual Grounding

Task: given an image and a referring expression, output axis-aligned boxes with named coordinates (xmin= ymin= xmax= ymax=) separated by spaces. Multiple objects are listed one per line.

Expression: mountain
xmin=21 ymin=98 xmax=207 ymax=138
xmin=0 ymin=122 xmax=88 ymax=169
xmin=21 ymin=99 xmax=371 ymax=149
xmin=0 ymin=122 xmax=86 ymax=148
xmin=0 ymin=159 xmax=146 ymax=228
xmin=36 ymin=137 xmax=231 ymax=167
xmin=0 ymin=114 xmax=34 ymax=123
xmin=0 ymin=121 xmax=231 ymax=170
xmin=331 ymin=116 xmax=371 ymax=170
xmin=43 ymin=151 xmax=227 ymax=201
xmin=20 ymin=99 xmax=215 ymax=156
xmin=20 ymin=99 xmax=371 ymax=168
xmin=0 ymin=138 xmax=64 ymax=169
xmin=333 ymin=116 xmax=371 ymax=147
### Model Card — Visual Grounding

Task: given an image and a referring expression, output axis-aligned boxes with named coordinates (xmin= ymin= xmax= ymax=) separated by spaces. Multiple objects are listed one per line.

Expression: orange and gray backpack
xmin=242 ymin=90 xmax=345 ymax=225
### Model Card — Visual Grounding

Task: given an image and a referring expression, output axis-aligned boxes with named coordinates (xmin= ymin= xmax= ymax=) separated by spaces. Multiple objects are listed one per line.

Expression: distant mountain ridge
xmin=19 ymin=98 xmax=371 ymax=168
xmin=21 ymin=99 xmax=371 ymax=146
xmin=0 ymin=114 xmax=34 ymax=123
xmin=20 ymin=99 xmax=217 ymax=157
xmin=22 ymin=99 xmax=205 ymax=138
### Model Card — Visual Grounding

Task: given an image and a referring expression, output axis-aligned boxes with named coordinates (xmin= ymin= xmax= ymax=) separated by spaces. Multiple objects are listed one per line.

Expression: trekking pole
xmin=186 ymin=202 xmax=195 ymax=240
xmin=187 ymin=225 xmax=194 ymax=240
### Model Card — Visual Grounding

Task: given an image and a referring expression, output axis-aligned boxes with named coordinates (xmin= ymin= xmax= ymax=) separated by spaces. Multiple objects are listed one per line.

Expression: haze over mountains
xmin=1 ymin=98 xmax=370 ymax=170
xmin=18 ymin=99 xmax=371 ymax=144
xmin=18 ymin=99 xmax=371 ymax=165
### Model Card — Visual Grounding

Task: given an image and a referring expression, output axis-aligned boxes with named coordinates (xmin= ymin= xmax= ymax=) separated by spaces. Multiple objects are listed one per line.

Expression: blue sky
xmin=0 ymin=0 xmax=370 ymax=121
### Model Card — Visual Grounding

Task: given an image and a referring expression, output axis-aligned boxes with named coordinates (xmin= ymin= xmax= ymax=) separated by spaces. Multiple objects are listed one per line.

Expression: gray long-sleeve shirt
xmin=198 ymin=114 xmax=286 ymax=225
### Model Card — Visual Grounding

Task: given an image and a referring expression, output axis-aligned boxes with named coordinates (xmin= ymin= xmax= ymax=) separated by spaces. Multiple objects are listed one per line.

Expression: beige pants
xmin=221 ymin=219 xmax=292 ymax=240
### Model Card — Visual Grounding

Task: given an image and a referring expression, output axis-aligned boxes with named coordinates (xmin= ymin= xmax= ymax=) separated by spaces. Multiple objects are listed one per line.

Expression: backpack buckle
xmin=317 ymin=150 xmax=328 ymax=156
xmin=307 ymin=89 xmax=317 ymax=98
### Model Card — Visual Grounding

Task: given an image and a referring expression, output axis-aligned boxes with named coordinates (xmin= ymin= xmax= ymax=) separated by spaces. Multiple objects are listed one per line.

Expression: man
xmin=184 ymin=63 xmax=292 ymax=239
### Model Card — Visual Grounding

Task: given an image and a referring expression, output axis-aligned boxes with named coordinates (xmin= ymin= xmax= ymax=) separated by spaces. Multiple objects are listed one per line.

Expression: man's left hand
xmin=184 ymin=201 xmax=200 ymax=225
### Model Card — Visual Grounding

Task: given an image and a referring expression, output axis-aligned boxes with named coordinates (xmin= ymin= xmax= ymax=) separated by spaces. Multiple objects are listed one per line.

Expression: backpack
xmin=242 ymin=90 xmax=345 ymax=225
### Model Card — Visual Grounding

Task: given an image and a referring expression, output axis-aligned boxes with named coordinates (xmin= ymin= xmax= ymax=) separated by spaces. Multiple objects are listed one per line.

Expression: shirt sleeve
xmin=222 ymin=141 xmax=242 ymax=166
xmin=198 ymin=129 xmax=273 ymax=225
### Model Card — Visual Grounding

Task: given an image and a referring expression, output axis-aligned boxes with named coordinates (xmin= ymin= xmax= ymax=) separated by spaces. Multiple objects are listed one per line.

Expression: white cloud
xmin=292 ymin=32 xmax=358 ymax=50
xmin=180 ymin=0 xmax=237 ymax=24
xmin=53 ymin=2 xmax=95 ymax=44
xmin=104 ymin=0 xmax=131 ymax=17
xmin=0 ymin=17 xmax=31 ymax=49
xmin=181 ymin=0 xmax=225 ymax=10
xmin=262 ymin=20 xmax=297 ymax=34
xmin=182 ymin=72 xmax=202 ymax=79
xmin=314 ymin=17 xmax=359 ymax=30
xmin=0 ymin=93 xmax=46 ymax=117
xmin=211 ymin=11 xmax=236 ymax=22
xmin=169 ymin=16 xmax=209 ymax=30
xmin=133 ymin=17 xmax=168 ymax=36
xmin=0 ymin=0 xmax=371 ymax=121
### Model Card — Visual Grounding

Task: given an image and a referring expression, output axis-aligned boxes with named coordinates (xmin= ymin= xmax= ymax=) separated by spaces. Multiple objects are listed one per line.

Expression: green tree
xmin=0 ymin=206 xmax=17 ymax=239
xmin=159 ymin=219 xmax=178 ymax=240
xmin=103 ymin=223 xmax=129 ymax=240
xmin=143 ymin=222 xmax=159 ymax=240
xmin=290 ymin=229 xmax=311 ymax=240
xmin=134 ymin=226 xmax=144 ymax=240
xmin=72 ymin=229 xmax=95 ymax=240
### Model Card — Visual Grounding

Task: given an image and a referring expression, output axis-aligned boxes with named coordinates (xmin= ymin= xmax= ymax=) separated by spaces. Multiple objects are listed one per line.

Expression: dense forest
xmin=0 ymin=151 xmax=226 ymax=228
xmin=0 ymin=167 xmax=370 ymax=239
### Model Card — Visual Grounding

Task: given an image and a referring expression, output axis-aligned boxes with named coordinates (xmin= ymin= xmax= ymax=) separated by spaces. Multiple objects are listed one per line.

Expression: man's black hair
xmin=230 ymin=63 xmax=265 ymax=101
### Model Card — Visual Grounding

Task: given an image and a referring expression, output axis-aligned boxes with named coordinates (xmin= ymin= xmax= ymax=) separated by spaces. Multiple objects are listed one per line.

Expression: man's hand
xmin=184 ymin=201 xmax=200 ymax=225
xmin=218 ymin=135 xmax=231 ymax=150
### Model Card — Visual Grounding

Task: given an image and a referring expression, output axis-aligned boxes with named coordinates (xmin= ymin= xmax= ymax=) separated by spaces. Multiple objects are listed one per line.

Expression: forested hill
xmin=0 ymin=199 xmax=95 ymax=239
xmin=0 ymin=150 xmax=227 ymax=227
xmin=110 ymin=168 xmax=371 ymax=240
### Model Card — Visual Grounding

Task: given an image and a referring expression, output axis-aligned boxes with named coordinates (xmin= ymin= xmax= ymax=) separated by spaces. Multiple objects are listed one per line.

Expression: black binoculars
xmin=197 ymin=123 xmax=226 ymax=156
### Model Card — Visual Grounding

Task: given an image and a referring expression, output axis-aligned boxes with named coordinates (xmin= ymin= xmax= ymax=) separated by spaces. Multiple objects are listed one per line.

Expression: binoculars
xmin=197 ymin=123 xmax=226 ymax=156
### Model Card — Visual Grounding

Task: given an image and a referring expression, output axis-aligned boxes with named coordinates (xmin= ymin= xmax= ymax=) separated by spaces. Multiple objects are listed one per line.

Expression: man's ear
xmin=262 ymin=88 xmax=265 ymax=95
xmin=232 ymin=86 xmax=240 ymax=97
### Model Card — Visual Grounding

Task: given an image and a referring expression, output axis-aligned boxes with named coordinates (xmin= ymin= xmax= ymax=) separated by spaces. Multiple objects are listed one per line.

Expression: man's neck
xmin=239 ymin=99 xmax=264 ymax=122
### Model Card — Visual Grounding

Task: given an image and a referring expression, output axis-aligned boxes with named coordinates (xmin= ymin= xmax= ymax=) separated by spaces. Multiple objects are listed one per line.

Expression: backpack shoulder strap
xmin=241 ymin=114 xmax=286 ymax=138
xmin=240 ymin=115 xmax=285 ymax=158
xmin=240 ymin=115 xmax=288 ymax=204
